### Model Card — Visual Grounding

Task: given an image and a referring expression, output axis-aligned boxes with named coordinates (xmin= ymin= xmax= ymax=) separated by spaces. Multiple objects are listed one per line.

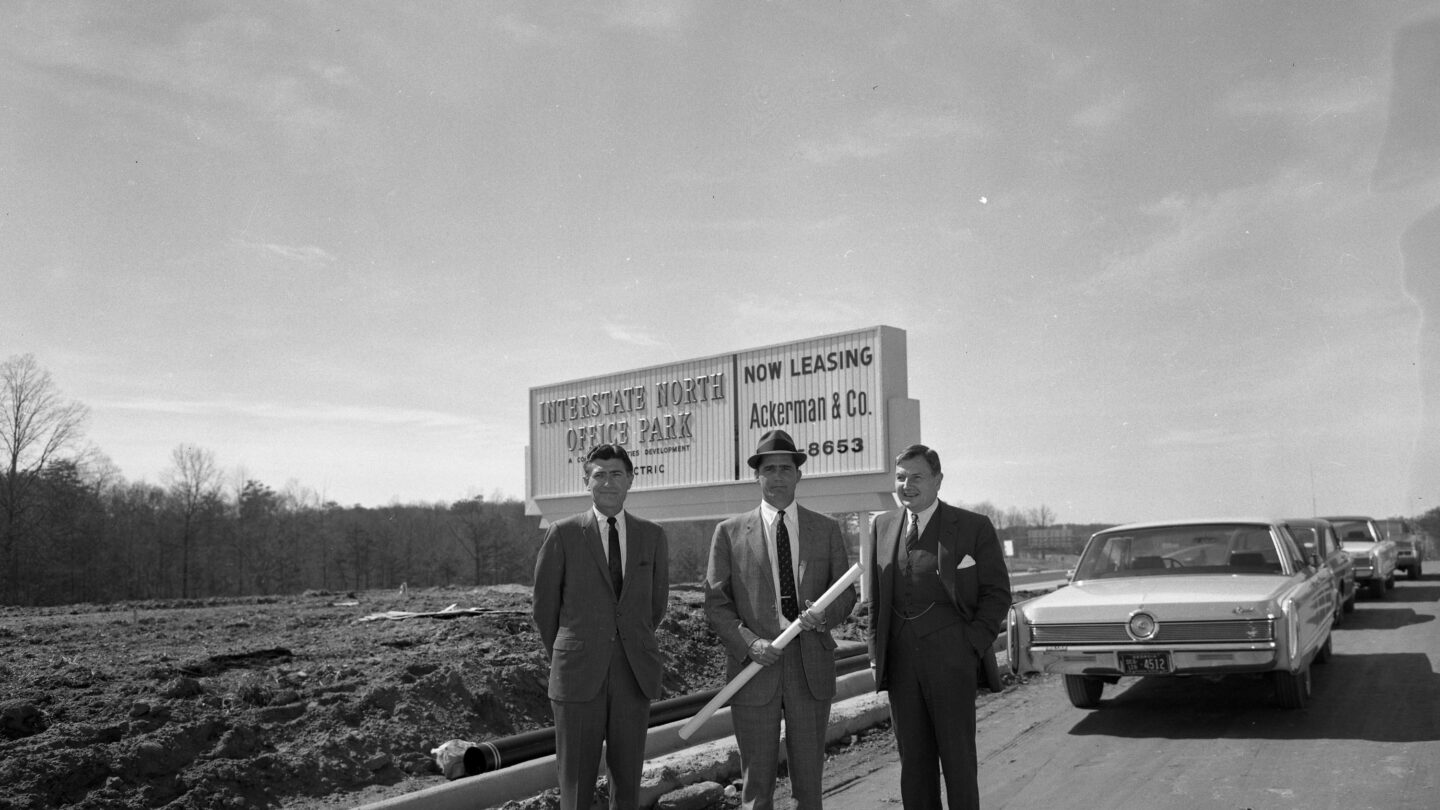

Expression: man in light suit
xmin=865 ymin=444 xmax=1011 ymax=810
xmin=705 ymin=429 xmax=858 ymax=810
xmin=533 ymin=444 xmax=669 ymax=810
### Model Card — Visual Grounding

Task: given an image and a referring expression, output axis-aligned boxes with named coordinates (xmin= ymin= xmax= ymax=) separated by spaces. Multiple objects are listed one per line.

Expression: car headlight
xmin=1127 ymin=611 xmax=1158 ymax=641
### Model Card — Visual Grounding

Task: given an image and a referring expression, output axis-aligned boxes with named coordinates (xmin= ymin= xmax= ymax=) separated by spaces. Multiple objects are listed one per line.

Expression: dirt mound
xmin=0 ymin=585 xmax=864 ymax=809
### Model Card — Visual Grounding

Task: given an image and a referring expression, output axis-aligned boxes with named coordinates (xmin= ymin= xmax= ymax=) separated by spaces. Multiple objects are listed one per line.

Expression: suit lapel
xmin=877 ymin=510 xmax=902 ymax=567
xmin=935 ymin=502 xmax=973 ymax=617
xmin=745 ymin=508 xmax=779 ymax=607
xmin=623 ymin=514 xmax=645 ymax=585
xmin=929 ymin=504 xmax=950 ymax=574
xmin=580 ymin=511 xmax=616 ymax=597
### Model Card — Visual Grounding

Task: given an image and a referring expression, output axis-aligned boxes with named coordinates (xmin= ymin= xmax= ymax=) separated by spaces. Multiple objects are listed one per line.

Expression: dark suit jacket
xmin=705 ymin=504 xmax=858 ymax=705
xmin=532 ymin=509 xmax=669 ymax=702
xmin=866 ymin=500 xmax=1011 ymax=692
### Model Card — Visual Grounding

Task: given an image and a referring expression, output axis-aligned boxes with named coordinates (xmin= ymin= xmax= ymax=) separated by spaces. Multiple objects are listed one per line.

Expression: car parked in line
xmin=1284 ymin=517 xmax=1357 ymax=620
xmin=1008 ymin=519 xmax=1336 ymax=710
xmin=1323 ymin=515 xmax=1399 ymax=596
xmin=1377 ymin=518 xmax=1425 ymax=580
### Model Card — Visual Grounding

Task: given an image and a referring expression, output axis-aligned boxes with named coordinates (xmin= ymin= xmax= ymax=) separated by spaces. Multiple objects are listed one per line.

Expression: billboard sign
xmin=527 ymin=325 xmax=914 ymax=520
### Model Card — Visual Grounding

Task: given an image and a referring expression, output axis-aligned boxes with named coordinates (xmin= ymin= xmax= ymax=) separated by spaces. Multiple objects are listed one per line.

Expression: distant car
xmin=1323 ymin=516 xmax=1399 ymax=595
xmin=1284 ymin=518 xmax=1357 ymax=619
xmin=1377 ymin=518 xmax=1425 ymax=580
xmin=1008 ymin=519 xmax=1336 ymax=710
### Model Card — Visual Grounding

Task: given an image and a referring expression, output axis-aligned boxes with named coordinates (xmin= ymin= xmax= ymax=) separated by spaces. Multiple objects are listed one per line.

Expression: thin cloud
xmin=604 ymin=325 xmax=665 ymax=347
xmin=233 ymin=238 xmax=337 ymax=266
xmin=1086 ymin=177 xmax=1292 ymax=291
xmin=1221 ymin=73 xmax=1379 ymax=124
xmin=604 ymin=0 xmax=697 ymax=34
xmin=493 ymin=13 xmax=566 ymax=45
xmin=96 ymin=397 xmax=481 ymax=430
xmin=798 ymin=109 xmax=985 ymax=164
xmin=1071 ymin=90 xmax=1136 ymax=131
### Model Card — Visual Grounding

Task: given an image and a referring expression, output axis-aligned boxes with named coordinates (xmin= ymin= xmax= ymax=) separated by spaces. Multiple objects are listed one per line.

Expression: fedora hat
xmin=747 ymin=429 xmax=807 ymax=469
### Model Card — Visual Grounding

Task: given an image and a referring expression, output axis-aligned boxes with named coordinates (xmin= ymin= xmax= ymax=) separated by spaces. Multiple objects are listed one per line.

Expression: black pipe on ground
xmin=460 ymin=644 xmax=872 ymax=776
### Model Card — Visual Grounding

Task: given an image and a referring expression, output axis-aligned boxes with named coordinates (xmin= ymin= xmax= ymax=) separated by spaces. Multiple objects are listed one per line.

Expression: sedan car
xmin=1008 ymin=519 xmax=1336 ymax=710
xmin=1284 ymin=518 xmax=1356 ymax=620
xmin=1378 ymin=518 xmax=1425 ymax=580
xmin=1323 ymin=515 xmax=1399 ymax=596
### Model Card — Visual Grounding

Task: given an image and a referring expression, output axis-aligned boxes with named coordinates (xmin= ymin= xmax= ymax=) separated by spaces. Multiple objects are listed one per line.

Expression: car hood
xmin=1342 ymin=541 xmax=1383 ymax=554
xmin=1022 ymin=575 xmax=1296 ymax=623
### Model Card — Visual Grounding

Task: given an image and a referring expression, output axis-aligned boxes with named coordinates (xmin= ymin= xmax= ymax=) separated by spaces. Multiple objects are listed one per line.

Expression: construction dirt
xmin=0 ymin=583 xmax=890 ymax=810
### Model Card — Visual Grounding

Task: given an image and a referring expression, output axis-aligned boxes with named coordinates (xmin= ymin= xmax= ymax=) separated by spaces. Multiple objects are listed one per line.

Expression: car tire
xmin=1410 ymin=564 xmax=1422 ymax=581
xmin=1343 ymin=584 xmax=1357 ymax=614
xmin=1315 ymin=633 xmax=1332 ymax=664
xmin=1274 ymin=665 xmax=1311 ymax=709
xmin=1064 ymin=674 xmax=1104 ymax=709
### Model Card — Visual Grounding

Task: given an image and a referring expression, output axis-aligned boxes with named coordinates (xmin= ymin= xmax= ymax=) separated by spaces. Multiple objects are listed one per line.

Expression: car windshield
xmin=1073 ymin=523 xmax=1285 ymax=580
xmin=1330 ymin=520 xmax=1375 ymax=544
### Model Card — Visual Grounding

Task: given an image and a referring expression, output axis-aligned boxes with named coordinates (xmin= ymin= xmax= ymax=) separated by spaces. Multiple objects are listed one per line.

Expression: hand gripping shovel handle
xmin=678 ymin=563 xmax=863 ymax=740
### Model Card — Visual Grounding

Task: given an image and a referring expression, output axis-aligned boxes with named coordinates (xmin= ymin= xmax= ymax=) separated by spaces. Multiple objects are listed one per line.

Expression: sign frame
xmin=525 ymin=325 xmax=918 ymax=522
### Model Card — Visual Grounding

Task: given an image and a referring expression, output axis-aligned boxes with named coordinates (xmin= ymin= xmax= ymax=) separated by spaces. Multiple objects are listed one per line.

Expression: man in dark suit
xmin=865 ymin=444 xmax=1011 ymax=810
xmin=705 ymin=429 xmax=858 ymax=810
xmin=533 ymin=444 xmax=670 ymax=810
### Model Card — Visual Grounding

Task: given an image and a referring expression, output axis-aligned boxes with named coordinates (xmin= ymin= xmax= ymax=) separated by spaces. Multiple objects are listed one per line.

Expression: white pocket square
xmin=957 ymin=555 xmax=977 ymax=570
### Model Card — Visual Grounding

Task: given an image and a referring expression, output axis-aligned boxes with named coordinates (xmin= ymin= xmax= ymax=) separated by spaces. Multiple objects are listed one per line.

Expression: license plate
xmin=1119 ymin=651 xmax=1173 ymax=674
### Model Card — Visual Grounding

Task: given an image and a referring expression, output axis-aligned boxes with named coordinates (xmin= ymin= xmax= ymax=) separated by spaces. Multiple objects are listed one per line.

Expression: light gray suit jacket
xmin=533 ymin=509 xmax=669 ymax=702
xmin=704 ymin=504 xmax=857 ymax=706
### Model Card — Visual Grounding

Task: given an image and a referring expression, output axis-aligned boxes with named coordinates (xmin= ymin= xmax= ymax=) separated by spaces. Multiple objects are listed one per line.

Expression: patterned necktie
xmin=904 ymin=511 xmax=920 ymax=551
xmin=775 ymin=511 xmax=799 ymax=621
xmin=607 ymin=516 xmax=623 ymax=596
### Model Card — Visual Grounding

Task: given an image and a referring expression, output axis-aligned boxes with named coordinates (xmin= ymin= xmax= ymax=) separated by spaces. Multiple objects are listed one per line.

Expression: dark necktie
xmin=607 ymin=516 xmax=623 ymax=596
xmin=904 ymin=511 xmax=920 ymax=551
xmin=775 ymin=511 xmax=799 ymax=621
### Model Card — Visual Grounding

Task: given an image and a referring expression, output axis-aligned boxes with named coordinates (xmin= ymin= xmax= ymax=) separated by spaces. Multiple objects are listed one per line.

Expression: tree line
xmin=1 ymin=354 xmax=552 ymax=606
xmin=11 ymin=353 xmax=1435 ymax=608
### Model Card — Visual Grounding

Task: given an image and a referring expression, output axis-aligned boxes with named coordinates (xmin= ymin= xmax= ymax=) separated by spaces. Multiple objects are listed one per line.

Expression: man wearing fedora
xmin=705 ymin=429 xmax=858 ymax=810
xmin=866 ymin=444 xmax=1011 ymax=810
xmin=533 ymin=444 xmax=670 ymax=810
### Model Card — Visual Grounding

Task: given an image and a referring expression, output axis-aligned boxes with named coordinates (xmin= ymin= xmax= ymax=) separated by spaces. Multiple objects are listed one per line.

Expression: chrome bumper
xmin=1024 ymin=644 xmax=1281 ymax=676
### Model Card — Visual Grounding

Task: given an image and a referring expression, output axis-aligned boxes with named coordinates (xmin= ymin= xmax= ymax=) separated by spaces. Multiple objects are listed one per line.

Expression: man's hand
xmin=748 ymin=638 xmax=781 ymax=665
xmin=800 ymin=599 xmax=828 ymax=633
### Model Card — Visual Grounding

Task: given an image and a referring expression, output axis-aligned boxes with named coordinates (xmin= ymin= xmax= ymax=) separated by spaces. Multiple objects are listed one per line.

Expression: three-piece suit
xmin=866 ymin=500 xmax=1011 ymax=810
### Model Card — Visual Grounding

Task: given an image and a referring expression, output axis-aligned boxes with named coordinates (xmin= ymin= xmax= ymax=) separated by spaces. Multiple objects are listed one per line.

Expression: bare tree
xmin=0 ymin=354 xmax=89 ymax=602
xmin=450 ymin=496 xmax=495 ymax=585
xmin=165 ymin=443 xmax=220 ymax=599
xmin=1027 ymin=503 xmax=1057 ymax=527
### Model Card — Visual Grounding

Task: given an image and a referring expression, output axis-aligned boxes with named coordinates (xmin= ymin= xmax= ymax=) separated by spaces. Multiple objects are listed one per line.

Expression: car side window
xmin=1287 ymin=526 xmax=1318 ymax=557
xmin=1277 ymin=532 xmax=1307 ymax=572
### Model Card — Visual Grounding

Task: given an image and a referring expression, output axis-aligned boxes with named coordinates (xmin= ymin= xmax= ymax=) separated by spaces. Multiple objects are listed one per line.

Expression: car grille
xmin=1030 ymin=619 xmax=1274 ymax=644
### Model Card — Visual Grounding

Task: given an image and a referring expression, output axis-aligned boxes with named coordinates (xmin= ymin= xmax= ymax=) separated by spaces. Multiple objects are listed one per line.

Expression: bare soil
xmin=0 ymin=584 xmax=875 ymax=810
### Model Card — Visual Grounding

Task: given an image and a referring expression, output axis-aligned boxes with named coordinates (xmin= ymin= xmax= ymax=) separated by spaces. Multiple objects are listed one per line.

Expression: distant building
xmin=1015 ymin=526 xmax=1085 ymax=558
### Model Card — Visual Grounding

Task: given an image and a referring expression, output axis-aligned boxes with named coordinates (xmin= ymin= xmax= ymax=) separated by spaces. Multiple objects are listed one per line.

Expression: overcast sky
xmin=6 ymin=2 xmax=1440 ymax=524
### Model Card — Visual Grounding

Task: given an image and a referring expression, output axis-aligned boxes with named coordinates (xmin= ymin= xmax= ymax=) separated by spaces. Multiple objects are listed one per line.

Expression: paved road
xmin=824 ymin=574 xmax=1440 ymax=809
